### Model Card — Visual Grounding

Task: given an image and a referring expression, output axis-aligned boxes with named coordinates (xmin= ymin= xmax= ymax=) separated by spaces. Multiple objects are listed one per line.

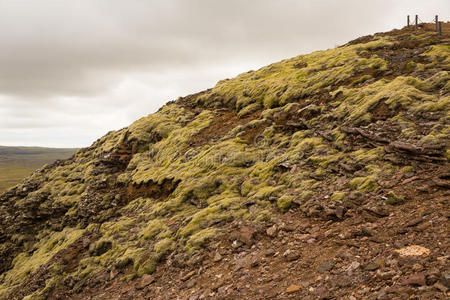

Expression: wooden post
xmin=435 ymin=15 xmax=438 ymax=32
xmin=407 ymin=15 xmax=410 ymax=27
xmin=439 ymin=22 xmax=442 ymax=36
xmin=415 ymin=15 xmax=418 ymax=29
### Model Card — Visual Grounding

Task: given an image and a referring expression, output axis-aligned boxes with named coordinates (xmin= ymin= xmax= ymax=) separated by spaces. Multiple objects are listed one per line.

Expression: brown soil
xmin=126 ymin=178 xmax=181 ymax=201
xmin=187 ymin=109 xmax=262 ymax=149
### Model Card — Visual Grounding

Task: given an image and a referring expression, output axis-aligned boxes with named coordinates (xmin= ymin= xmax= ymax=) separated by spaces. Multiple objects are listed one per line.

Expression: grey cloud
xmin=0 ymin=0 xmax=402 ymax=96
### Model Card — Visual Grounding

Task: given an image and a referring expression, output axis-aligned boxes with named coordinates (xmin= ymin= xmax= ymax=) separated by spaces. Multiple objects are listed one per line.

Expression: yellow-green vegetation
xmin=194 ymin=36 xmax=390 ymax=112
xmin=0 ymin=228 xmax=84 ymax=294
xmin=277 ymin=195 xmax=293 ymax=212
xmin=1 ymin=28 xmax=449 ymax=299
xmin=330 ymin=191 xmax=347 ymax=201
xmin=385 ymin=191 xmax=404 ymax=205
xmin=349 ymin=176 xmax=379 ymax=192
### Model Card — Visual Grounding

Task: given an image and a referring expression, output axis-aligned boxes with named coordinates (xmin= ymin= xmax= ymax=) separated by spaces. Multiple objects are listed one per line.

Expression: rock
xmin=250 ymin=258 xmax=259 ymax=267
xmin=265 ymin=248 xmax=275 ymax=257
xmin=376 ymin=270 xmax=396 ymax=280
xmin=230 ymin=226 xmax=256 ymax=246
xmin=238 ymin=226 xmax=257 ymax=245
xmin=394 ymin=245 xmax=430 ymax=257
xmin=82 ymin=237 xmax=91 ymax=248
xmin=283 ymin=249 xmax=301 ymax=262
xmin=266 ymin=225 xmax=277 ymax=237
xmin=181 ymin=271 xmax=196 ymax=281
xmin=306 ymin=238 xmax=316 ymax=244
xmin=361 ymin=226 xmax=375 ymax=237
xmin=402 ymin=273 xmax=426 ymax=286
xmin=334 ymin=275 xmax=352 ymax=288
xmin=213 ymin=252 xmax=222 ymax=262
xmin=376 ymin=290 xmax=389 ymax=300
xmin=279 ymin=223 xmax=296 ymax=232
xmin=364 ymin=262 xmax=379 ymax=271
xmin=109 ymin=269 xmax=119 ymax=280
xmin=318 ymin=261 xmax=335 ymax=273
xmin=285 ymin=284 xmax=301 ymax=293
xmin=231 ymin=240 xmax=242 ymax=249
xmin=297 ymin=233 xmax=311 ymax=241
xmin=442 ymin=271 xmax=450 ymax=288
xmin=433 ymin=282 xmax=448 ymax=292
xmin=346 ymin=261 xmax=361 ymax=274
xmin=314 ymin=286 xmax=330 ymax=298
xmin=412 ymin=263 xmax=423 ymax=271
xmin=137 ymin=274 xmax=155 ymax=289
xmin=186 ymin=279 xmax=196 ymax=289
xmin=415 ymin=222 xmax=431 ymax=231
xmin=425 ymin=268 xmax=441 ymax=285
xmin=335 ymin=206 xmax=345 ymax=219
xmin=405 ymin=217 xmax=423 ymax=227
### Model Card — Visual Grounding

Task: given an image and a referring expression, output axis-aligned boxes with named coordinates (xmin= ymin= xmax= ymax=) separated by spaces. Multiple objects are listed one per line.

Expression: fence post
xmin=439 ymin=22 xmax=442 ymax=36
xmin=407 ymin=15 xmax=410 ymax=27
xmin=415 ymin=15 xmax=418 ymax=29
xmin=435 ymin=15 xmax=438 ymax=32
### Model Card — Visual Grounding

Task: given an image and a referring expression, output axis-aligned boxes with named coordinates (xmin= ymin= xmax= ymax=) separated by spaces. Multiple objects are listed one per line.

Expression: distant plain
xmin=0 ymin=146 xmax=77 ymax=192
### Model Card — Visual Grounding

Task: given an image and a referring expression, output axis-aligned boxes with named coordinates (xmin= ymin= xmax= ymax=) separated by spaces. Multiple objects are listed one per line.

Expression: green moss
xmin=100 ymin=217 xmax=135 ymax=237
xmin=422 ymin=45 xmax=450 ymax=66
xmin=361 ymin=37 xmax=394 ymax=50
xmin=88 ymin=239 xmax=112 ymax=256
xmin=351 ymin=147 xmax=384 ymax=163
xmin=141 ymin=220 xmax=168 ymax=240
xmin=0 ymin=228 xmax=84 ymax=293
xmin=136 ymin=253 xmax=161 ymax=276
xmin=277 ymin=195 xmax=293 ymax=212
xmin=330 ymin=191 xmax=346 ymax=201
xmin=186 ymin=228 xmax=216 ymax=252
xmin=153 ymin=238 xmax=174 ymax=254
xmin=238 ymin=102 xmax=262 ymax=118
xmin=385 ymin=191 xmax=404 ymax=205
xmin=299 ymin=190 xmax=314 ymax=202
xmin=351 ymin=74 xmax=372 ymax=86
xmin=334 ymin=76 xmax=439 ymax=124
xmin=251 ymin=185 xmax=284 ymax=200
xmin=178 ymin=197 xmax=240 ymax=237
xmin=349 ymin=176 xmax=378 ymax=192
xmin=401 ymin=166 xmax=414 ymax=173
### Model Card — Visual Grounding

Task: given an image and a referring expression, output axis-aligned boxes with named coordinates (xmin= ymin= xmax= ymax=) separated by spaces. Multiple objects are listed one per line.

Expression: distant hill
xmin=0 ymin=146 xmax=77 ymax=192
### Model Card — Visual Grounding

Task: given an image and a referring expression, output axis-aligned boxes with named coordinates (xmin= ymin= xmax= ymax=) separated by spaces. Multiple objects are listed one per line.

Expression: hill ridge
xmin=0 ymin=24 xmax=449 ymax=299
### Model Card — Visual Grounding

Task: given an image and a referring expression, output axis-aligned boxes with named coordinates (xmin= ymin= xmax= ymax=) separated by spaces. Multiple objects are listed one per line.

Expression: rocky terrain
xmin=0 ymin=24 xmax=449 ymax=299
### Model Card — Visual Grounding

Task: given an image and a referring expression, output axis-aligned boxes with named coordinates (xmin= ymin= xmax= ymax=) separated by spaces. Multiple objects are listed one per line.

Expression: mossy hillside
xmin=194 ymin=36 xmax=391 ymax=112
xmin=0 ymin=227 xmax=84 ymax=295
xmin=0 ymin=28 xmax=449 ymax=299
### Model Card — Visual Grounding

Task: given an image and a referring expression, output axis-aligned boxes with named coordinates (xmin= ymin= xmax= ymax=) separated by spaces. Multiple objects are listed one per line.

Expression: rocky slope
xmin=0 ymin=24 xmax=449 ymax=299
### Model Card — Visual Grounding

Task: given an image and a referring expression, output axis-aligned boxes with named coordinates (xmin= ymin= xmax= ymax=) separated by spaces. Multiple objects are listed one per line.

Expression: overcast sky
xmin=0 ymin=0 xmax=448 ymax=148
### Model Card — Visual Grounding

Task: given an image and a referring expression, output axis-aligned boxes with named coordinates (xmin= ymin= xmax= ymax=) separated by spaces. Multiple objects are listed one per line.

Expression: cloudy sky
xmin=0 ymin=0 xmax=448 ymax=148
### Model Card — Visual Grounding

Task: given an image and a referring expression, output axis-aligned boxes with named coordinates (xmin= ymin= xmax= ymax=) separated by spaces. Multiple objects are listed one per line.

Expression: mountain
xmin=0 ymin=24 xmax=449 ymax=299
xmin=0 ymin=146 xmax=78 ymax=193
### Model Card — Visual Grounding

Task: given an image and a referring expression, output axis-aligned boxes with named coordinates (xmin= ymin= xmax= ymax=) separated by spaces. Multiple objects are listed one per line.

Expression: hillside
xmin=0 ymin=146 xmax=78 ymax=193
xmin=0 ymin=24 xmax=449 ymax=299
